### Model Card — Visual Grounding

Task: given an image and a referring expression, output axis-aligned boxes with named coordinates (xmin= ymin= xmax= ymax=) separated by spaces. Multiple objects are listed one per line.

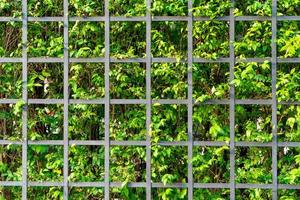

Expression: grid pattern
xmin=1 ymin=0 xmax=300 ymax=199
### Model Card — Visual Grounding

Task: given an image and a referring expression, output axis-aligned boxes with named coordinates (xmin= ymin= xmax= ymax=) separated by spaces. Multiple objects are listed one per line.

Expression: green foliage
xmin=153 ymin=188 xmax=187 ymax=200
xmin=110 ymin=146 xmax=146 ymax=182
xmin=69 ymin=146 xmax=104 ymax=182
xmin=0 ymin=0 xmax=22 ymax=17
xmin=234 ymin=0 xmax=272 ymax=16
xmin=152 ymin=63 xmax=187 ymax=99
xmin=28 ymin=145 xmax=63 ymax=182
xmin=28 ymin=64 xmax=63 ymax=99
xmin=151 ymin=104 xmax=187 ymax=141
xmin=69 ymin=187 xmax=103 ymax=200
xmin=193 ymin=189 xmax=230 ymax=200
xmin=69 ymin=104 xmax=104 ymax=140
xmin=151 ymin=146 xmax=187 ymax=183
xmin=152 ymin=0 xmax=187 ymax=16
xmin=152 ymin=21 xmax=187 ymax=59
xmin=69 ymin=63 xmax=105 ymax=99
xmin=278 ymin=147 xmax=300 ymax=185
xmin=28 ymin=187 xmax=63 ymax=200
xmin=69 ymin=22 xmax=105 ymax=58
xmin=277 ymin=0 xmax=300 ymax=16
xmin=110 ymin=104 xmax=146 ymax=140
xmin=193 ymin=21 xmax=229 ymax=59
xmin=110 ymin=0 xmax=146 ymax=16
xmin=28 ymin=104 xmax=63 ymax=140
xmin=110 ymin=63 xmax=145 ymax=99
xmin=277 ymin=64 xmax=300 ymax=101
xmin=235 ymin=21 xmax=272 ymax=58
xmin=236 ymin=189 xmax=272 ymax=200
xmin=69 ymin=0 xmax=104 ymax=16
xmin=111 ymin=22 xmax=146 ymax=58
xmin=193 ymin=146 xmax=229 ymax=183
xmin=277 ymin=105 xmax=300 ymax=142
xmin=0 ymin=64 xmax=22 ymax=98
xmin=1 ymin=0 xmax=300 ymax=199
xmin=235 ymin=147 xmax=272 ymax=184
xmin=193 ymin=63 xmax=229 ymax=102
xmin=28 ymin=0 xmax=63 ymax=17
xmin=28 ymin=22 xmax=64 ymax=58
xmin=193 ymin=105 xmax=230 ymax=141
xmin=277 ymin=21 xmax=300 ymax=58
xmin=193 ymin=0 xmax=230 ymax=18
xmin=0 ymin=104 xmax=22 ymax=141
xmin=234 ymin=62 xmax=271 ymax=99
xmin=235 ymin=105 xmax=272 ymax=142
xmin=0 ymin=145 xmax=22 ymax=181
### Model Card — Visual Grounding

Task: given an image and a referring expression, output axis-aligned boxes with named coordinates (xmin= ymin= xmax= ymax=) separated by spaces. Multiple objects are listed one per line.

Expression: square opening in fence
xmin=277 ymin=63 xmax=300 ymax=101
xmin=151 ymin=145 xmax=188 ymax=183
xmin=0 ymin=0 xmax=21 ymax=17
xmin=277 ymin=21 xmax=300 ymax=58
xmin=0 ymin=145 xmax=22 ymax=181
xmin=0 ymin=187 xmax=22 ymax=199
xmin=69 ymin=104 xmax=105 ymax=140
xmin=111 ymin=187 xmax=146 ymax=200
xmin=152 ymin=21 xmax=187 ymax=58
xmin=152 ymin=188 xmax=187 ymax=199
xmin=28 ymin=22 xmax=64 ymax=58
xmin=110 ymin=104 xmax=146 ymax=140
xmin=235 ymin=21 xmax=272 ymax=58
xmin=28 ymin=145 xmax=63 ymax=182
xmin=27 ymin=187 xmax=63 ymax=199
xmin=193 ymin=63 xmax=230 ymax=102
xmin=28 ymin=104 xmax=63 ymax=141
xmin=110 ymin=22 xmax=146 ymax=58
xmin=69 ymin=187 xmax=104 ymax=199
xmin=69 ymin=0 xmax=105 ymax=17
xmin=109 ymin=0 xmax=146 ymax=16
xmin=279 ymin=189 xmax=300 ymax=199
xmin=110 ymin=63 xmax=146 ymax=99
xmin=110 ymin=146 xmax=146 ymax=182
xmin=193 ymin=105 xmax=230 ymax=141
xmin=28 ymin=63 xmax=63 ymax=99
xmin=278 ymin=105 xmax=300 ymax=142
xmin=236 ymin=189 xmax=272 ymax=199
xmin=234 ymin=0 xmax=272 ymax=16
xmin=70 ymin=63 xmax=105 ymax=99
xmin=69 ymin=145 xmax=104 ymax=182
xmin=234 ymin=61 xmax=272 ymax=99
xmin=0 ymin=22 xmax=22 ymax=57
xmin=151 ymin=0 xmax=188 ymax=16
xmin=278 ymin=1 xmax=300 ymax=16
xmin=235 ymin=147 xmax=272 ymax=184
xmin=193 ymin=0 xmax=230 ymax=17
xmin=193 ymin=21 xmax=229 ymax=59
xmin=69 ymin=22 xmax=105 ymax=58
xmin=235 ymin=105 xmax=272 ymax=142
xmin=0 ymin=63 xmax=22 ymax=99
xmin=0 ymin=104 xmax=22 ymax=141
xmin=152 ymin=104 xmax=187 ymax=141
xmin=278 ymin=147 xmax=300 ymax=185
xmin=193 ymin=146 xmax=229 ymax=183
xmin=151 ymin=63 xmax=187 ymax=99
xmin=28 ymin=0 xmax=63 ymax=17
xmin=193 ymin=189 xmax=230 ymax=199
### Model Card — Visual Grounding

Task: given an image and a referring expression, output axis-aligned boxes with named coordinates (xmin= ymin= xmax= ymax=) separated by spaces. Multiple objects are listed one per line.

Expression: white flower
xmin=284 ymin=147 xmax=289 ymax=155
xmin=256 ymin=117 xmax=263 ymax=131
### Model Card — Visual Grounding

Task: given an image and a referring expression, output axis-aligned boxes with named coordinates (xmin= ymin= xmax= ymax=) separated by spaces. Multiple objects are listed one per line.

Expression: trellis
xmin=1 ymin=0 xmax=300 ymax=199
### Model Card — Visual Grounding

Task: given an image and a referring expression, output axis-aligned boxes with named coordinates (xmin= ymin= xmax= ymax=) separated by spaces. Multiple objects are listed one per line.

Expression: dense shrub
xmin=1 ymin=0 xmax=300 ymax=199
